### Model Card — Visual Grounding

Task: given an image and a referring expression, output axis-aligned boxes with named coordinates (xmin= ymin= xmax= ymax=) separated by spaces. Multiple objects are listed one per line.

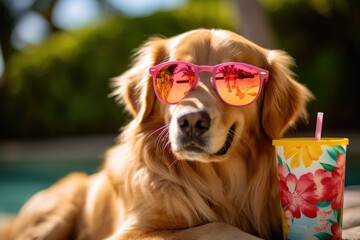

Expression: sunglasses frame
xmin=149 ymin=61 xmax=269 ymax=107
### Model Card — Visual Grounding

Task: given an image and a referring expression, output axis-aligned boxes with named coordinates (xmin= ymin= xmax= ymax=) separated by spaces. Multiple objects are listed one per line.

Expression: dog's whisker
xmin=238 ymin=135 xmax=255 ymax=157
xmin=168 ymin=158 xmax=179 ymax=169
xmin=152 ymin=126 xmax=169 ymax=146
xmin=166 ymin=144 xmax=179 ymax=169
xmin=159 ymin=135 xmax=168 ymax=156
xmin=228 ymin=128 xmax=241 ymax=143
xmin=158 ymin=129 xmax=170 ymax=147
xmin=154 ymin=127 xmax=171 ymax=159
xmin=146 ymin=125 xmax=169 ymax=142
xmin=161 ymin=138 xmax=173 ymax=159
xmin=222 ymin=126 xmax=255 ymax=157
xmin=162 ymin=138 xmax=172 ymax=154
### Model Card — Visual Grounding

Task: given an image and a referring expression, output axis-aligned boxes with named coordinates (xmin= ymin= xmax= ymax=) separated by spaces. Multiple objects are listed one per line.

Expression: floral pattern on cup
xmin=277 ymin=146 xmax=346 ymax=240
xmin=284 ymin=146 xmax=323 ymax=168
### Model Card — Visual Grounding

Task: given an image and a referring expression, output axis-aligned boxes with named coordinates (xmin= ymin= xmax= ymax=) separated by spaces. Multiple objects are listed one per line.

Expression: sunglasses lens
xmin=214 ymin=64 xmax=261 ymax=106
xmin=154 ymin=63 xmax=195 ymax=103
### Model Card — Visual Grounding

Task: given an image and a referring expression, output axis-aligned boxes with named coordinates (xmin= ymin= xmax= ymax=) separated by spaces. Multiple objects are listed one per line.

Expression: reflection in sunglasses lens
xmin=215 ymin=65 xmax=260 ymax=106
xmin=154 ymin=63 xmax=261 ymax=106
xmin=156 ymin=63 xmax=195 ymax=103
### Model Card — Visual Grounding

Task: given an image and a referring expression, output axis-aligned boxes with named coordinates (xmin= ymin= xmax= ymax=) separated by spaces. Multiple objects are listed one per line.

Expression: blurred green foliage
xmin=0 ymin=0 xmax=236 ymax=138
xmin=266 ymin=0 xmax=359 ymax=131
xmin=0 ymin=0 xmax=358 ymax=138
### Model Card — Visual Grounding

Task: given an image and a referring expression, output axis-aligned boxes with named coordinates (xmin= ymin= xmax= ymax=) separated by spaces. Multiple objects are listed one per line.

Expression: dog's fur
xmin=0 ymin=29 xmax=312 ymax=240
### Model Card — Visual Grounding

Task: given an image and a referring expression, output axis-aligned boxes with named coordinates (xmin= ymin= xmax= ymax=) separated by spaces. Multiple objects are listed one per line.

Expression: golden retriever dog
xmin=0 ymin=29 xmax=312 ymax=240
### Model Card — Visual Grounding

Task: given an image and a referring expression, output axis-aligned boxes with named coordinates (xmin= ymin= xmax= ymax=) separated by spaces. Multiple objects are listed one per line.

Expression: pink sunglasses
xmin=149 ymin=61 xmax=269 ymax=107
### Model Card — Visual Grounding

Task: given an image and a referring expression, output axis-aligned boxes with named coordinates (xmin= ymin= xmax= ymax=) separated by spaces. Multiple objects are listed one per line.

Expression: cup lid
xmin=272 ymin=138 xmax=349 ymax=146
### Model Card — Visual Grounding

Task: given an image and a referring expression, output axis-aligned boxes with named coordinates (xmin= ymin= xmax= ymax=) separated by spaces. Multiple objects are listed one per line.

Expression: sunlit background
xmin=0 ymin=0 xmax=359 ymax=218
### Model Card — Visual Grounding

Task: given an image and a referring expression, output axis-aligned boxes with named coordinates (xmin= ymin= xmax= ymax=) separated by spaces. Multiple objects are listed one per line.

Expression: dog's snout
xmin=177 ymin=111 xmax=211 ymax=137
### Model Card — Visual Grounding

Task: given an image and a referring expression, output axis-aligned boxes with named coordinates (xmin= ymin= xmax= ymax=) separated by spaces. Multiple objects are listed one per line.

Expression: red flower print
xmin=314 ymin=221 xmax=329 ymax=232
xmin=281 ymin=173 xmax=319 ymax=218
xmin=278 ymin=164 xmax=289 ymax=184
xmin=317 ymin=209 xmax=332 ymax=222
xmin=330 ymin=171 xmax=343 ymax=210
xmin=330 ymin=153 xmax=346 ymax=210
xmin=331 ymin=223 xmax=341 ymax=240
xmin=314 ymin=169 xmax=335 ymax=202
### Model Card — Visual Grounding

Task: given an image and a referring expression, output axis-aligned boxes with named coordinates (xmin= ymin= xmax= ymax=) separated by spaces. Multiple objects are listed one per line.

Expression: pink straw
xmin=315 ymin=112 xmax=324 ymax=140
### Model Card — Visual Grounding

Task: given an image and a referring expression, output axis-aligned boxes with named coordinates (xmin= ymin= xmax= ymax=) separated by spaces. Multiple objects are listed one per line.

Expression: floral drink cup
xmin=273 ymin=137 xmax=349 ymax=240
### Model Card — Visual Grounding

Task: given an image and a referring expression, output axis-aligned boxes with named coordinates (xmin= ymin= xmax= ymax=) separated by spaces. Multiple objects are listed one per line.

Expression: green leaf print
xmin=334 ymin=209 xmax=342 ymax=226
xmin=277 ymin=155 xmax=283 ymax=166
xmin=285 ymin=163 xmax=291 ymax=174
xmin=327 ymin=219 xmax=336 ymax=224
xmin=320 ymin=163 xmax=336 ymax=172
xmin=316 ymin=200 xmax=331 ymax=208
xmin=314 ymin=232 xmax=332 ymax=240
xmin=326 ymin=146 xmax=346 ymax=162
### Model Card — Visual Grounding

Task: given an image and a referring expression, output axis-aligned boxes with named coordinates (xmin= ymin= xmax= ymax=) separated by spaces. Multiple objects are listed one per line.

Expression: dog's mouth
xmin=215 ymin=125 xmax=236 ymax=156
xmin=182 ymin=125 xmax=236 ymax=156
xmin=174 ymin=124 xmax=236 ymax=161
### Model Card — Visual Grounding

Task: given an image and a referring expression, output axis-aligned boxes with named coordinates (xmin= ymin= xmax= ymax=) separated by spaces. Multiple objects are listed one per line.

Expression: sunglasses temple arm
xmin=260 ymin=71 xmax=269 ymax=85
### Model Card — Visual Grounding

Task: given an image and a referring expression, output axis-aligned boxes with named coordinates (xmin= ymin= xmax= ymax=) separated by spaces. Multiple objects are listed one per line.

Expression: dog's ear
xmin=112 ymin=38 xmax=167 ymax=123
xmin=261 ymin=50 xmax=313 ymax=139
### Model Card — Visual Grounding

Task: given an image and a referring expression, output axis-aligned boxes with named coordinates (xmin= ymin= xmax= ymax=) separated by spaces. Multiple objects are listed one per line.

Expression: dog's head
xmin=113 ymin=29 xmax=312 ymax=163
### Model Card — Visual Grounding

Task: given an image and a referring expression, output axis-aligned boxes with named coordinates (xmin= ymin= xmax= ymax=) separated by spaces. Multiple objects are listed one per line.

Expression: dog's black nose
xmin=177 ymin=111 xmax=211 ymax=137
